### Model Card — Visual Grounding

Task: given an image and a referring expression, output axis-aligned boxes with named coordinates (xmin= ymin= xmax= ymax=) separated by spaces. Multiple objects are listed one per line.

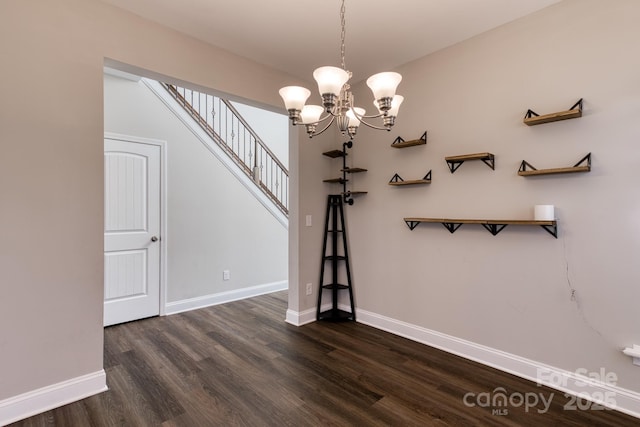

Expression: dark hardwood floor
xmin=10 ymin=291 xmax=638 ymax=426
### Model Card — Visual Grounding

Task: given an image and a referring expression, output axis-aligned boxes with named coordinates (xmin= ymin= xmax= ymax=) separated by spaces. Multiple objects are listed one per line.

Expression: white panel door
xmin=104 ymin=138 xmax=161 ymax=326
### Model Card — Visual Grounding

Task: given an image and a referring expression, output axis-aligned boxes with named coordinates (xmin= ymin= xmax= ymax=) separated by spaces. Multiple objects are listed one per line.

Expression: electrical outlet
xmin=306 ymin=215 xmax=312 ymax=227
xmin=223 ymin=270 xmax=230 ymax=281
xmin=306 ymin=283 xmax=313 ymax=295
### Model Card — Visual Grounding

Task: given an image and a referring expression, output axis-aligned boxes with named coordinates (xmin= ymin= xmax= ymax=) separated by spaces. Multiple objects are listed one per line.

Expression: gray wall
xmin=0 ymin=0 xmax=304 ymax=402
xmin=104 ymin=74 xmax=287 ymax=303
xmin=296 ymin=0 xmax=640 ymax=393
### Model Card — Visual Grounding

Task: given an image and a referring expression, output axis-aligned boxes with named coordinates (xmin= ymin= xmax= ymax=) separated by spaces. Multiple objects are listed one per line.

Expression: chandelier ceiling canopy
xmin=279 ymin=0 xmax=404 ymax=139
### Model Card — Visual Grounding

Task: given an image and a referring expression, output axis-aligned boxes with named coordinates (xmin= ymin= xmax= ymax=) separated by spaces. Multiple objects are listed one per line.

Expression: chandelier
xmin=279 ymin=0 xmax=404 ymax=139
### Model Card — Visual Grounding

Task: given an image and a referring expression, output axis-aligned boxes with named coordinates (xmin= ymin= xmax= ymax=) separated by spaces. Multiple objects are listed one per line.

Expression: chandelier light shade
xmin=278 ymin=0 xmax=404 ymax=139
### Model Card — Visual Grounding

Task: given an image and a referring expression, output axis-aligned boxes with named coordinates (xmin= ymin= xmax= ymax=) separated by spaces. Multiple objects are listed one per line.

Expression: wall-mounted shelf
xmin=389 ymin=171 xmax=432 ymax=186
xmin=445 ymin=152 xmax=495 ymax=173
xmin=323 ymin=178 xmax=348 ymax=184
xmin=323 ymin=149 xmax=346 ymax=158
xmin=391 ymin=131 xmax=427 ymax=148
xmin=323 ymin=141 xmax=366 ymax=205
xmin=524 ymin=98 xmax=583 ymax=126
xmin=519 ymin=153 xmax=591 ymax=177
xmin=403 ymin=217 xmax=557 ymax=238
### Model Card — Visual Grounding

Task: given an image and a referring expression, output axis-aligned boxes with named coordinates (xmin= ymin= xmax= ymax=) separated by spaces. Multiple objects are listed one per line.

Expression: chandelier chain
xmin=340 ymin=0 xmax=346 ymax=71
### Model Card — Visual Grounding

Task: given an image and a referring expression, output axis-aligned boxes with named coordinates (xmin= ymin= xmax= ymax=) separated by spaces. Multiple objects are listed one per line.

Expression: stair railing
xmin=163 ymin=84 xmax=288 ymax=215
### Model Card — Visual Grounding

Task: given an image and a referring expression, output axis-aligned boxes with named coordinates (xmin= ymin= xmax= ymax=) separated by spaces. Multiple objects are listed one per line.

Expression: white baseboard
xmin=356 ymin=308 xmax=640 ymax=419
xmin=0 ymin=370 xmax=107 ymax=426
xmin=285 ymin=307 xmax=317 ymax=326
xmin=164 ymin=281 xmax=288 ymax=315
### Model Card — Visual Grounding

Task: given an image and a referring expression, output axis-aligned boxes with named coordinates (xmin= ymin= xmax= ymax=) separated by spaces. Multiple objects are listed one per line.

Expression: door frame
xmin=104 ymin=132 xmax=168 ymax=317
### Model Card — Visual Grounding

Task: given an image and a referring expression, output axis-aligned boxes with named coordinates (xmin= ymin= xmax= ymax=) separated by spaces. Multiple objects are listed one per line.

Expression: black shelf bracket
xmin=574 ymin=152 xmax=591 ymax=168
xmin=525 ymin=98 xmax=583 ymax=119
xmin=519 ymin=160 xmax=537 ymax=173
xmin=423 ymin=170 xmax=432 ymax=181
xmin=442 ymin=222 xmax=463 ymax=234
xmin=482 ymin=223 xmax=508 ymax=236
xmin=447 ymin=161 xmax=464 ymax=174
xmin=405 ymin=220 xmax=421 ymax=230
xmin=389 ymin=173 xmax=404 ymax=183
xmin=540 ymin=223 xmax=558 ymax=238
xmin=446 ymin=154 xmax=495 ymax=174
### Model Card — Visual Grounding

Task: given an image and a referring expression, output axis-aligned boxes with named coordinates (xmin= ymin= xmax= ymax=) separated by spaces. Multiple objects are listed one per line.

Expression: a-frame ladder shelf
xmin=318 ymin=195 xmax=356 ymax=321
xmin=445 ymin=152 xmax=495 ymax=173
xmin=403 ymin=217 xmax=558 ymax=238
xmin=524 ymin=98 xmax=583 ymax=126
xmin=389 ymin=171 xmax=432 ymax=186
xmin=391 ymin=131 xmax=427 ymax=148
xmin=519 ymin=153 xmax=591 ymax=177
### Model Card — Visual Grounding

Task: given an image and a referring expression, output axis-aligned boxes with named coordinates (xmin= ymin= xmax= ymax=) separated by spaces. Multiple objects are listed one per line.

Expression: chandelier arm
xmin=357 ymin=118 xmax=391 ymax=131
xmin=316 ymin=112 xmax=335 ymax=123
xmin=310 ymin=116 xmax=336 ymax=137
xmin=351 ymin=107 xmax=386 ymax=120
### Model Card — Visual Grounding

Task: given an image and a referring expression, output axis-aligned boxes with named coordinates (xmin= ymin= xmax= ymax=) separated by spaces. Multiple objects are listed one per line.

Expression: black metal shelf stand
xmin=317 ymin=194 xmax=356 ymax=321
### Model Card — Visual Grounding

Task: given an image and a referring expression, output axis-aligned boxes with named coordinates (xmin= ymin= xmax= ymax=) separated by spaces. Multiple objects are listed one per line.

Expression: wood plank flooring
xmin=10 ymin=292 xmax=638 ymax=426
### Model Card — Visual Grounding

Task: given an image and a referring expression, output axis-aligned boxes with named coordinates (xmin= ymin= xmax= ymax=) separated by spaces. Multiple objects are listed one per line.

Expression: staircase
xmin=159 ymin=83 xmax=289 ymax=216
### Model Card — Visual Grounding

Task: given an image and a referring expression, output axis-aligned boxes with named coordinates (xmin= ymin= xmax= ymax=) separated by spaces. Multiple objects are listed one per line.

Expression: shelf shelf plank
xmin=342 ymin=191 xmax=367 ymax=195
xmin=323 ymin=149 xmax=346 ymax=158
xmin=389 ymin=179 xmax=431 ymax=186
xmin=391 ymin=131 xmax=428 ymax=148
xmin=524 ymin=108 xmax=582 ymax=126
xmin=391 ymin=138 xmax=426 ymax=148
xmin=403 ymin=217 xmax=558 ymax=238
xmin=341 ymin=167 xmax=368 ymax=173
xmin=518 ymin=165 xmax=590 ymax=176
xmin=403 ymin=218 xmax=556 ymax=226
xmin=323 ymin=178 xmax=348 ymax=184
xmin=445 ymin=152 xmax=493 ymax=162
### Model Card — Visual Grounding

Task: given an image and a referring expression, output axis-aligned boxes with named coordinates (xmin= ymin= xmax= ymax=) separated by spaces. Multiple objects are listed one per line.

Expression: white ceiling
xmin=101 ymin=0 xmax=561 ymax=83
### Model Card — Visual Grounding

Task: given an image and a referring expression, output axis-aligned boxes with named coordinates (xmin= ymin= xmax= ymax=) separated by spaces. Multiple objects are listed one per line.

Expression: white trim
xmin=0 ymin=370 xmax=107 ymax=426
xmin=356 ymin=308 xmax=640 ymax=419
xmin=104 ymin=132 xmax=169 ymax=317
xmin=141 ymin=78 xmax=288 ymax=229
xmin=164 ymin=281 xmax=288 ymax=315
xmin=103 ymin=66 xmax=142 ymax=82
xmin=285 ymin=302 xmax=348 ymax=326
xmin=285 ymin=307 xmax=317 ymax=326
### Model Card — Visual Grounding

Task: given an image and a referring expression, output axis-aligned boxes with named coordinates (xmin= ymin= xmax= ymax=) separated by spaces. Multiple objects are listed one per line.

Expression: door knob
xmin=151 ymin=236 xmax=159 ymax=242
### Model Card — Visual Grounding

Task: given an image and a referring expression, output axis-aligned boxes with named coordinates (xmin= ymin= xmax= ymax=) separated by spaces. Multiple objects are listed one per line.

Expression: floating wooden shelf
xmin=323 ymin=149 xmax=346 ymax=158
xmin=445 ymin=152 xmax=495 ymax=173
xmin=389 ymin=171 xmax=432 ymax=186
xmin=323 ymin=178 xmax=348 ymax=184
xmin=403 ymin=217 xmax=557 ymax=238
xmin=518 ymin=153 xmax=591 ymax=177
xmin=342 ymin=167 xmax=368 ymax=173
xmin=391 ymin=131 xmax=427 ymax=148
xmin=524 ymin=99 xmax=583 ymax=126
